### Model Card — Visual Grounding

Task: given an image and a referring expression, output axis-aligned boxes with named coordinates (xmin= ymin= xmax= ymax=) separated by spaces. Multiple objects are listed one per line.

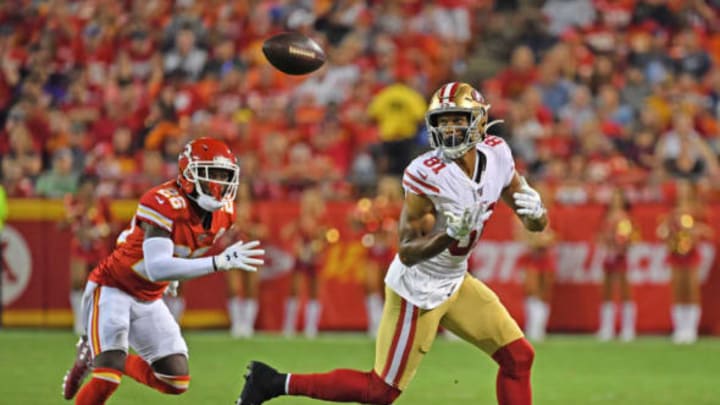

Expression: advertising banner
xmin=3 ymin=200 xmax=719 ymax=335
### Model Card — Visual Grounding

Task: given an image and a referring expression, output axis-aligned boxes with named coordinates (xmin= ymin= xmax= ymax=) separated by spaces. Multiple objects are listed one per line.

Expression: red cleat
xmin=62 ymin=337 xmax=93 ymax=400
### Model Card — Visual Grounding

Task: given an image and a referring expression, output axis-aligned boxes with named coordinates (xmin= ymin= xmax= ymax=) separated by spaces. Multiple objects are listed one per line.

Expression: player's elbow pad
xmin=143 ymin=237 xmax=175 ymax=282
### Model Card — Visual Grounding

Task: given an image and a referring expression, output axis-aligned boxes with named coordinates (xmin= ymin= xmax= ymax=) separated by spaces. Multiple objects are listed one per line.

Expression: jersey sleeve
xmin=135 ymin=188 xmax=182 ymax=232
xmin=402 ymin=157 xmax=442 ymax=199
xmin=488 ymin=136 xmax=515 ymax=188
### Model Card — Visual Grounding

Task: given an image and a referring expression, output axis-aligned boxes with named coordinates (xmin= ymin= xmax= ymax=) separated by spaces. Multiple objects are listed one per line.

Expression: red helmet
xmin=177 ymin=137 xmax=239 ymax=211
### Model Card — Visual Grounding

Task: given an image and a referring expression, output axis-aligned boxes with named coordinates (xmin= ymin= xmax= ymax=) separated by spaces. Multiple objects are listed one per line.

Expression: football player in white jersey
xmin=237 ymin=82 xmax=548 ymax=405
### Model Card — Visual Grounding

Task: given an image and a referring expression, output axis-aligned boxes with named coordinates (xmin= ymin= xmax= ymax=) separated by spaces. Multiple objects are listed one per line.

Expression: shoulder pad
xmin=402 ymin=154 xmax=447 ymax=197
xmin=136 ymin=187 xmax=188 ymax=232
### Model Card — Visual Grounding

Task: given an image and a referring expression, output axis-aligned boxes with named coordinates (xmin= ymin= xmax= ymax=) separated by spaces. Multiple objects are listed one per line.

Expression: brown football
xmin=262 ymin=32 xmax=326 ymax=75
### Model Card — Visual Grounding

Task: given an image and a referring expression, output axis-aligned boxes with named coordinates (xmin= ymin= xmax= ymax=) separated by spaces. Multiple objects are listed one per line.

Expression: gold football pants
xmin=374 ymin=273 xmax=523 ymax=390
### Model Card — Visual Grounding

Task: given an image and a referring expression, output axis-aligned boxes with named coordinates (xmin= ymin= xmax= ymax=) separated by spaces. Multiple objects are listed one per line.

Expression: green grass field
xmin=2 ymin=329 xmax=719 ymax=404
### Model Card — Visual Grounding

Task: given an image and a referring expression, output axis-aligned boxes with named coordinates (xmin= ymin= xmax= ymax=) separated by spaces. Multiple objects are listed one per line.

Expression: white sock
xmin=164 ymin=296 xmax=185 ymax=322
xmin=228 ymin=297 xmax=243 ymax=332
xmin=524 ymin=297 xmax=544 ymax=340
xmin=672 ymin=304 xmax=685 ymax=340
xmin=598 ymin=302 xmax=616 ymax=339
xmin=283 ymin=298 xmax=298 ymax=336
xmin=620 ymin=301 xmax=636 ymax=340
xmin=524 ymin=297 xmax=536 ymax=339
xmin=304 ymin=299 xmax=321 ymax=338
xmin=687 ymin=304 xmax=700 ymax=341
xmin=70 ymin=290 xmax=84 ymax=335
xmin=538 ymin=301 xmax=550 ymax=340
xmin=243 ymin=299 xmax=259 ymax=336
xmin=365 ymin=293 xmax=383 ymax=337
xmin=681 ymin=305 xmax=693 ymax=336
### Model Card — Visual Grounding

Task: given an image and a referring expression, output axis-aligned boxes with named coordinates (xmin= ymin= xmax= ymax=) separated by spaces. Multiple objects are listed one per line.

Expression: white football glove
xmin=213 ymin=240 xmax=265 ymax=272
xmin=444 ymin=208 xmax=471 ymax=240
xmin=165 ymin=280 xmax=179 ymax=297
xmin=513 ymin=177 xmax=545 ymax=219
xmin=444 ymin=205 xmax=492 ymax=240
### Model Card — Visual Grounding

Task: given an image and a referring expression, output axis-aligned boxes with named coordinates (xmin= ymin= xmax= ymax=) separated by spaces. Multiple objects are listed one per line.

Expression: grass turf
xmin=1 ymin=329 xmax=719 ymax=404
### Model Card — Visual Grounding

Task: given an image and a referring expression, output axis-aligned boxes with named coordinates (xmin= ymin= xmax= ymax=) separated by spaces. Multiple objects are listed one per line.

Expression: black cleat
xmin=236 ymin=361 xmax=285 ymax=405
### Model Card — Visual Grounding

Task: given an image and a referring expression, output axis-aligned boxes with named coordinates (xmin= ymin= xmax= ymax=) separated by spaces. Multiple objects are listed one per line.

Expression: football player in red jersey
xmin=61 ymin=137 xmax=265 ymax=404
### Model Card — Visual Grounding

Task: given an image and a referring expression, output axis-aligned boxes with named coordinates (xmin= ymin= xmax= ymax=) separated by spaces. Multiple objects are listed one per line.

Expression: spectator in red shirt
xmin=76 ymin=22 xmax=114 ymax=90
xmin=61 ymin=76 xmax=101 ymax=129
xmin=122 ymin=29 xmax=160 ymax=83
xmin=495 ymin=45 xmax=538 ymax=100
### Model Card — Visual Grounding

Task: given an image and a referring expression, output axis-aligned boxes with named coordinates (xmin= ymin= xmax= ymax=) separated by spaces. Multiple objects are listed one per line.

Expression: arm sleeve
xmin=143 ymin=237 xmax=216 ymax=281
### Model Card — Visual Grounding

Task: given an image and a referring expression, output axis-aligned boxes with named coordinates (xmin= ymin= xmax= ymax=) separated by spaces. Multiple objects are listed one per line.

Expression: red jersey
xmin=89 ymin=180 xmax=235 ymax=301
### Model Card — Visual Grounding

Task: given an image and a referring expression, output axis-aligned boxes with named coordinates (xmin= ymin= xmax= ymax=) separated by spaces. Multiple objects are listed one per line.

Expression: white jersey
xmin=385 ymin=136 xmax=515 ymax=309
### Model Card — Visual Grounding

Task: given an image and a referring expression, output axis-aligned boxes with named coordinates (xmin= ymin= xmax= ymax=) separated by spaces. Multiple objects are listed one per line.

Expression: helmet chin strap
xmin=442 ymin=143 xmax=472 ymax=160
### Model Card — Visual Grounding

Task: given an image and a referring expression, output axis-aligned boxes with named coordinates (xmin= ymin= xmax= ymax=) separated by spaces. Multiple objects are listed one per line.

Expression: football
xmin=262 ymin=32 xmax=326 ymax=75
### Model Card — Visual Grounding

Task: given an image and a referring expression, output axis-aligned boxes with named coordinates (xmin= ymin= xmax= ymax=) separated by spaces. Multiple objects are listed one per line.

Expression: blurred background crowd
xmin=2 ymin=0 xmax=720 ymax=204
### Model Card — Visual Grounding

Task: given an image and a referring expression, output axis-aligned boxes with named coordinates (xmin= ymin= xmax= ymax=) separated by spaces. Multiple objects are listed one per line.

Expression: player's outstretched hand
xmin=214 ymin=240 xmax=265 ymax=272
xmin=513 ymin=177 xmax=545 ymax=219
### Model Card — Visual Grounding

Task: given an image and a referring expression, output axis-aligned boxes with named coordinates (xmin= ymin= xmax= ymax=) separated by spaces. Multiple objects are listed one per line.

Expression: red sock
xmin=124 ymin=354 xmax=190 ymax=394
xmin=289 ymin=369 xmax=400 ymax=404
xmin=492 ymin=338 xmax=535 ymax=405
xmin=75 ymin=368 xmax=121 ymax=405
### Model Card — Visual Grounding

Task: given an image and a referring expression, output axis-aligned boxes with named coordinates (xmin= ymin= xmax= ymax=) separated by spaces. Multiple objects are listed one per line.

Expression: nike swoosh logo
xmin=417 ymin=171 xmax=428 ymax=180
xmin=155 ymin=196 xmax=165 ymax=205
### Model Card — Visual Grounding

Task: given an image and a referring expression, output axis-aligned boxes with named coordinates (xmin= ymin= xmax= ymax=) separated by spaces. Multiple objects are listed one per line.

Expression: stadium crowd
xmin=2 ymin=0 xmax=720 ymax=205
